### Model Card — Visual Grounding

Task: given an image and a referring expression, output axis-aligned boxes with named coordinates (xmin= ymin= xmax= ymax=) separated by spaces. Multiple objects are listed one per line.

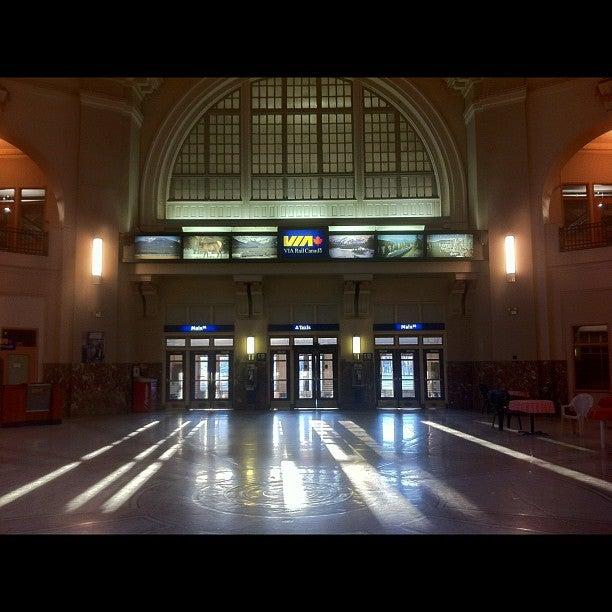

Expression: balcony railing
xmin=0 ymin=226 xmax=49 ymax=256
xmin=559 ymin=219 xmax=612 ymax=252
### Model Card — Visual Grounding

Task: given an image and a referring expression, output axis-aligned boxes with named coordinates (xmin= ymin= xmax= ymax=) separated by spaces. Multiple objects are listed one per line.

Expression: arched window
xmin=164 ymin=79 xmax=445 ymax=221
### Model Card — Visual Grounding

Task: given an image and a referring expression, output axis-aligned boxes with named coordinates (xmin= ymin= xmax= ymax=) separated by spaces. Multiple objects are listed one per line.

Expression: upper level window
xmin=167 ymin=79 xmax=440 ymax=218
xmin=0 ymin=187 xmax=46 ymax=232
xmin=562 ymin=183 xmax=612 ymax=226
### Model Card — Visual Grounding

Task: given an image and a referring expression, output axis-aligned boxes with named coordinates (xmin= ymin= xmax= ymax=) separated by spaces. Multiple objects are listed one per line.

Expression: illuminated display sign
xmin=373 ymin=323 xmax=446 ymax=331
xmin=278 ymin=228 xmax=328 ymax=258
xmin=329 ymin=234 xmax=375 ymax=259
xmin=183 ymin=235 xmax=230 ymax=259
xmin=377 ymin=234 xmax=423 ymax=258
xmin=426 ymin=234 xmax=474 ymax=258
xmin=134 ymin=230 xmax=476 ymax=262
xmin=164 ymin=324 xmax=235 ymax=333
xmin=135 ymin=235 xmax=182 ymax=260
xmin=268 ymin=323 xmax=339 ymax=332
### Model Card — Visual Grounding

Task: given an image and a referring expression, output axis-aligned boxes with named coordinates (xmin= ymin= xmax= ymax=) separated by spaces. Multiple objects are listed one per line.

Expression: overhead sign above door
xmin=268 ymin=323 xmax=340 ymax=332
xmin=164 ymin=324 xmax=235 ymax=333
xmin=373 ymin=323 xmax=446 ymax=331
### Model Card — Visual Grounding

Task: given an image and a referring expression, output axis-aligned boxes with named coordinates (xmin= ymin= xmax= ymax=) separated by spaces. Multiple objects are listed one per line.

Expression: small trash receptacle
xmin=132 ymin=378 xmax=158 ymax=412
xmin=26 ymin=383 xmax=52 ymax=412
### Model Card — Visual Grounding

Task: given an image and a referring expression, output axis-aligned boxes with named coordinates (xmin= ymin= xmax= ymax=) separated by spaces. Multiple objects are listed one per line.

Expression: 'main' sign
xmin=279 ymin=228 xmax=327 ymax=258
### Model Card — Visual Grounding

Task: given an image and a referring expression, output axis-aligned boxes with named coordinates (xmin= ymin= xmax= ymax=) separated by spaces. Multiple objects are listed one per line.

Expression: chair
xmin=478 ymin=384 xmax=490 ymax=413
xmin=560 ymin=393 xmax=594 ymax=436
xmin=489 ymin=389 xmax=509 ymax=429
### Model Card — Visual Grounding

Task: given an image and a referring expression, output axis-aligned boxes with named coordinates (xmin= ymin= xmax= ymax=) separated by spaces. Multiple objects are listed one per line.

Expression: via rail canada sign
xmin=279 ymin=228 xmax=327 ymax=258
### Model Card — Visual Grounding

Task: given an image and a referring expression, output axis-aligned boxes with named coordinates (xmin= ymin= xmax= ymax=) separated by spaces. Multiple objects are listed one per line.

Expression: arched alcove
xmin=0 ymin=131 xmax=65 ymax=227
xmin=541 ymin=118 xmax=612 ymax=225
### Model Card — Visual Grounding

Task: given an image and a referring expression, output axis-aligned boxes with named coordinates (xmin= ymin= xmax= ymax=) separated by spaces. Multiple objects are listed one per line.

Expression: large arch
xmin=0 ymin=127 xmax=66 ymax=227
xmin=540 ymin=116 xmax=612 ymax=224
xmin=140 ymin=77 xmax=467 ymax=228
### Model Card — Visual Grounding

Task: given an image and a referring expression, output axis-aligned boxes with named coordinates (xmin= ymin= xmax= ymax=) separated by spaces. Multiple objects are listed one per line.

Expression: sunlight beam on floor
xmin=424 ymin=420 xmax=612 ymax=494
xmin=312 ymin=420 xmax=430 ymax=530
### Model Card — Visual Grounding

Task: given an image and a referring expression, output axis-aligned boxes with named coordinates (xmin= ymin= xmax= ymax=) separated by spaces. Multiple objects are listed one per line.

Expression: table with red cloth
xmin=588 ymin=397 xmax=612 ymax=449
xmin=508 ymin=399 xmax=555 ymax=435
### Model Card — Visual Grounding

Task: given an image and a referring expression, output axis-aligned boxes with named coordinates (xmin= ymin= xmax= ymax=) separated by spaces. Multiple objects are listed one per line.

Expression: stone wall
xmin=447 ymin=360 xmax=568 ymax=412
xmin=43 ymin=362 xmax=162 ymax=417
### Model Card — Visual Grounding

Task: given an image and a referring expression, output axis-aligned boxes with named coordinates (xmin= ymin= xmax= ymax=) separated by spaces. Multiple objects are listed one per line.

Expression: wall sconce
xmin=92 ymin=237 xmax=103 ymax=283
xmin=504 ymin=235 xmax=516 ymax=282
xmin=246 ymin=336 xmax=255 ymax=360
xmin=352 ymin=335 xmax=361 ymax=360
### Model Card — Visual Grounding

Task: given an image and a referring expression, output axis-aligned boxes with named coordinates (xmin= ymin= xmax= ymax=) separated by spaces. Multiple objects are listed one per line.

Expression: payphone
xmin=352 ymin=362 xmax=364 ymax=387
xmin=245 ymin=362 xmax=257 ymax=391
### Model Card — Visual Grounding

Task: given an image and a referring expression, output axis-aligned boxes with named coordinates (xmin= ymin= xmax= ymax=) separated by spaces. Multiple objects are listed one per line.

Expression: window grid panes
xmin=19 ymin=188 xmax=46 ymax=232
xmin=363 ymin=88 xmax=437 ymax=200
xmin=425 ymin=350 xmax=443 ymax=399
xmin=317 ymin=337 xmax=338 ymax=345
xmin=272 ymin=352 xmax=288 ymax=399
xmin=168 ymin=79 xmax=439 ymax=204
xmin=171 ymin=97 xmax=241 ymax=201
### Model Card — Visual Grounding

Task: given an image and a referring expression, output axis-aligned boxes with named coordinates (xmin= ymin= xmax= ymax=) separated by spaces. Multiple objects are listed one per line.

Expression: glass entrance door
xmin=190 ymin=350 xmax=232 ymax=409
xmin=376 ymin=349 xmax=420 ymax=408
xmin=294 ymin=348 xmax=338 ymax=408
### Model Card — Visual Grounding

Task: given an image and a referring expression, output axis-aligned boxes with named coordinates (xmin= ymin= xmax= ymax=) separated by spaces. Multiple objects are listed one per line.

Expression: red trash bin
xmin=132 ymin=378 xmax=158 ymax=412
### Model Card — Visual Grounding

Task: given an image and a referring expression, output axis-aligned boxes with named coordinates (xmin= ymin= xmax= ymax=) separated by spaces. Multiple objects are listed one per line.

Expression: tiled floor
xmin=0 ymin=409 xmax=611 ymax=534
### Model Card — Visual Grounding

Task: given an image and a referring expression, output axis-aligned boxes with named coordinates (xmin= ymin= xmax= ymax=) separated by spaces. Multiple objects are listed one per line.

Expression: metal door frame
xmin=375 ymin=348 xmax=421 ymax=409
xmin=190 ymin=349 xmax=233 ymax=410
xmin=293 ymin=346 xmax=338 ymax=408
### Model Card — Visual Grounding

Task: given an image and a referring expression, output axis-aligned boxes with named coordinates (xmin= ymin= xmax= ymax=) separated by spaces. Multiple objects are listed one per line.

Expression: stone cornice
xmin=445 ymin=78 xmax=481 ymax=98
xmin=112 ymin=78 xmax=163 ymax=102
xmin=79 ymin=91 xmax=143 ymax=127
xmin=597 ymin=79 xmax=612 ymax=111
xmin=464 ymin=86 xmax=527 ymax=125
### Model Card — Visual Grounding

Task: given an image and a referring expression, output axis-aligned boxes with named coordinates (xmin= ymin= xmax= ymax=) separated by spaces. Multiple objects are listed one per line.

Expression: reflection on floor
xmin=0 ymin=409 xmax=610 ymax=534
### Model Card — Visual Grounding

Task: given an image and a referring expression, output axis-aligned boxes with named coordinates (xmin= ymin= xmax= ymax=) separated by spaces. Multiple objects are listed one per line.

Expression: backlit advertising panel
xmin=278 ymin=228 xmax=328 ymax=259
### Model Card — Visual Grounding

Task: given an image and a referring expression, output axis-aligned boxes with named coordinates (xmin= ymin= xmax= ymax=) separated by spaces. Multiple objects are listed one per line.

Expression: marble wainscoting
xmin=43 ymin=363 xmax=163 ymax=417
xmin=446 ymin=360 xmax=569 ymax=412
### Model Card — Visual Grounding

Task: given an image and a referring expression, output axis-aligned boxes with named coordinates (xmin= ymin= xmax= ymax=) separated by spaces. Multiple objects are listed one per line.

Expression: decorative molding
xmin=0 ymin=78 xmax=74 ymax=103
xmin=0 ymin=86 xmax=8 ymax=111
xmin=597 ymin=79 xmax=612 ymax=111
xmin=79 ymin=91 xmax=143 ymax=127
xmin=464 ymin=86 xmax=527 ymax=125
xmin=166 ymin=198 xmax=441 ymax=221
xmin=528 ymin=78 xmax=583 ymax=99
xmin=137 ymin=281 xmax=159 ymax=318
xmin=445 ymin=78 xmax=481 ymax=97
xmin=356 ymin=280 xmax=371 ymax=317
xmin=343 ymin=281 xmax=355 ymax=317
xmin=113 ymin=78 xmax=163 ymax=101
